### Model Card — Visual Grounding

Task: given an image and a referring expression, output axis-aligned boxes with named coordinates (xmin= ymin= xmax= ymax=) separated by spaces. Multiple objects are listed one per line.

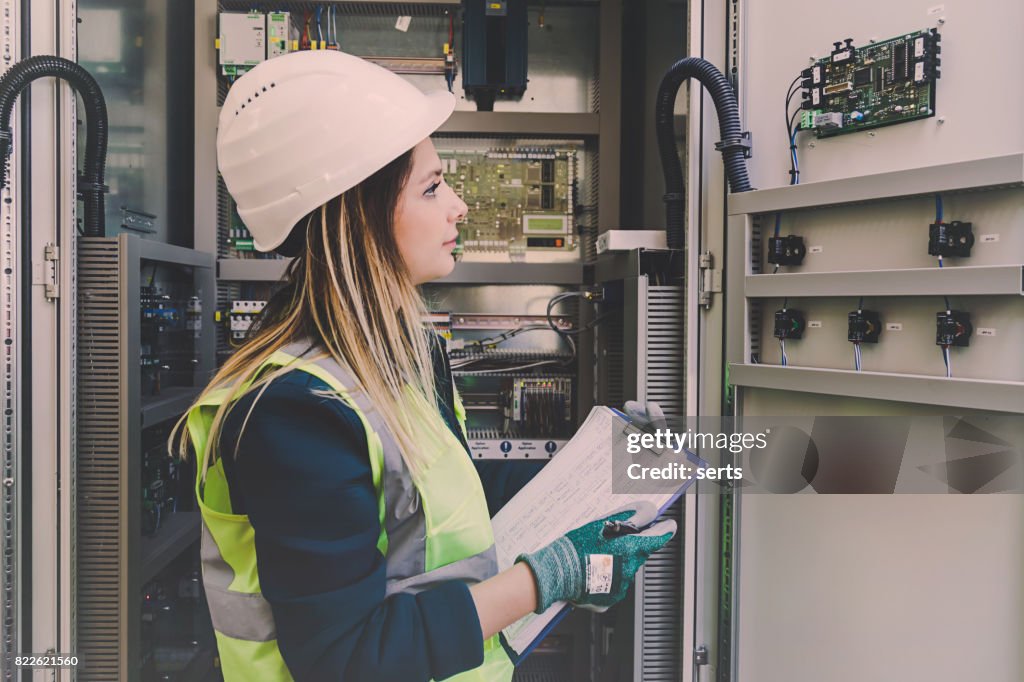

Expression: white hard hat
xmin=217 ymin=50 xmax=456 ymax=252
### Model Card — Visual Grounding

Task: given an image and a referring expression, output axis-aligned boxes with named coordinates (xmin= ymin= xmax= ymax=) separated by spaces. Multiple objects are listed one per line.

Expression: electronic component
xmin=439 ymin=147 xmax=577 ymax=261
xmin=812 ymin=111 xmax=843 ymax=130
xmin=461 ymin=0 xmax=528 ymax=110
xmin=774 ymin=309 xmax=806 ymax=340
xmin=936 ymin=311 xmax=972 ymax=347
xmin=928 ymin=220 xmax=974 ymax=258
xmin=266 ymin=11 xmax=293 ymax=59
xmin=229 ymin=299 xmax=267 ymax=341
xmin=848 ymin=310 xmax=882 ymax=344
xmin=767 ymin=235 xmax=806 ymax=266
xmin=800 ymin=29 xmax=940 ymax=138
xmin=218 ymin=12 xmax=266 ymax=77
xmin=596 ymin=230 xmax=669 ymax=254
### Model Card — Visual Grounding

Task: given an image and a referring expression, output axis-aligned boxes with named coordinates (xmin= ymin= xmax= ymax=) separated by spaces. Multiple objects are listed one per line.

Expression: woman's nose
xmin=453 ymin=193 xmax=468 ymax=221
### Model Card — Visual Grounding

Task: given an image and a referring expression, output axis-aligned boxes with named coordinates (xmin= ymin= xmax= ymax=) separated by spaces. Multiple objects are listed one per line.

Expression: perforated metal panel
xmin=644 ymin=285 xmax=685 ymax=416
xmin=637 ymin=284 xmax=685 ymax=681
xmin=76 ymin=237 xmax=125 ymax=680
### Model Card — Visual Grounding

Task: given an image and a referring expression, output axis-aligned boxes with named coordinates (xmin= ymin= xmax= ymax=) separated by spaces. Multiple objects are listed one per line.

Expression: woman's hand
xmin=516 ymin=501 xmax=676 ymax=613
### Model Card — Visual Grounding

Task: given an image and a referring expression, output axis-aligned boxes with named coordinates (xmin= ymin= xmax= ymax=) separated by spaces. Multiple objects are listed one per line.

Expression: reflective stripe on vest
xmin=277 ymin=342 xmax=500 ymax=596
xmin=188 ymin=340 xmax=514 ymax=681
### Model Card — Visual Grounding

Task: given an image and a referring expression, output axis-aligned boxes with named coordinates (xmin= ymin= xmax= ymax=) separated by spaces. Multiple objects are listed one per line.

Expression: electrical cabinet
xmin=686 ymin=0 xmax=1024 ymax=680
xmin=77 ymin=235 xmax=218 ymax=681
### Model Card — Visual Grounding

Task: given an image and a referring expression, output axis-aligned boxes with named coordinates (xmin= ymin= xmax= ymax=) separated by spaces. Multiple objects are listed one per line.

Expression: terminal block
xmin=935 ymin=310 xmax=972 ymax=347
xmin=928 ymin=221 xmax=973 ymax=258
xmin=767 ymin=235 xmax=806 ymax=266
xmin=774 ymin=309 xmax=806 ymax=340
xmin=848 ymin=310 xmax=882 ymax=344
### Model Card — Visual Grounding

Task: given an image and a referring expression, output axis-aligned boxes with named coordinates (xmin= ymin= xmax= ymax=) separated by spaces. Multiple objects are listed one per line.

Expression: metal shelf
xmin=140 ymin=512 xmax=201 ymax=585
xmin=728 ymin=153 xmax=1024 ymax=216
xmin=436 ymin=112 xmax=600 ymax=137
xmin=745 ymin=265 xmax=1024 ymax=298
xmin=431 ymin=262 xmax=584 ymax=285
xmin=217 ymin=258 xmax=585 ymax=285
xmin=729 ymin=364 xmax=1024 ymax=414
xmin=217 ymin=258 xmax=290 ymax=281
xmin=138 ymin=238 xmax=216 ymax=269
xmin=141 ymin=386 xmax=202 ymax=429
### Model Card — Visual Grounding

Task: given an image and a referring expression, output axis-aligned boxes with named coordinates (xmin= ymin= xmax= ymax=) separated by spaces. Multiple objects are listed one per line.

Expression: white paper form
xmin=491 ymin=406 xmax=685 ymax=657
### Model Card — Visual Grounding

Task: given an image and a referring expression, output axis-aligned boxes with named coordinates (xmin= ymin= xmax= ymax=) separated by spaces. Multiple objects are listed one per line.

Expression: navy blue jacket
xmin=218 ymin=341 xmax=544 ymax=681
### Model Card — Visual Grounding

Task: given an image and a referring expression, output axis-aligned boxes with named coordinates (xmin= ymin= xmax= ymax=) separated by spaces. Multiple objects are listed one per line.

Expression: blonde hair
xmin=173 ymin=150 xmax=450 ymax=482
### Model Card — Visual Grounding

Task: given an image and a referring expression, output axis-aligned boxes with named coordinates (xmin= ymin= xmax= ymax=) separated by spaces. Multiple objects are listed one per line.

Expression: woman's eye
xmin=424 ymin=180 xmax=441 ymax=196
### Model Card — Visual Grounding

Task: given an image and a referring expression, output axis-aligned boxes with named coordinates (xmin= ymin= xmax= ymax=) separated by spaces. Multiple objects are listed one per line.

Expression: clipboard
xmin=490 ymin=406 xmax=707 ymax=664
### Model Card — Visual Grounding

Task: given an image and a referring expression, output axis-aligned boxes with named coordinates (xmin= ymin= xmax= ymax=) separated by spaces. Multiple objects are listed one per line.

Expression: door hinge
xmin=694 ymin=645 xmax=709 ymax=666
xmin=44 ymin=243 xmax=60 ymax=300
xmin=698 ymin=251 xmax=722 ymax=308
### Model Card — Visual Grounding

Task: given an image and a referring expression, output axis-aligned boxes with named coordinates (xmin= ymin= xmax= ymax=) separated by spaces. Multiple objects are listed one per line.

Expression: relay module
xmin=801 ymin=29 xmax=941 ymax=138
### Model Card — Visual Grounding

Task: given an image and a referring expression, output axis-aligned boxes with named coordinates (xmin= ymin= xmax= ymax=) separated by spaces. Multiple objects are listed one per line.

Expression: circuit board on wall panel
xmin=438 ymin=147 xmax=578 ymax=261
xmin=801 ymin=28 xmax=941 ymax=138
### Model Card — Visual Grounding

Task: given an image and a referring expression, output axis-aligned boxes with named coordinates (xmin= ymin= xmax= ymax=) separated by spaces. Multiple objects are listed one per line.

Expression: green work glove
xmin=516 ymin=501 xmax=676 ymax=613
xmin=622 ymin=400 xmax=667 ymax=431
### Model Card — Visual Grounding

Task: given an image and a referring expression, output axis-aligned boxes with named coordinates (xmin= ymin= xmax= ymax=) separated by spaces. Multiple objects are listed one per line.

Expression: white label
xmin=812 ymin=66 xmax=822 ymax=84
xmin=927 ymin=5 xmax=945 ymax=15
xmin=886 ymin=323 xmax=903 ymax=331
xmin=808 ymin=245 xmax=824 ymax=254
xmin=812 ymin=89 xmax=821 ymax=106
xmin=395 ymin=16 xmax=412 ymax=32
xmin=808 ymin=321 xmax=823 ymax=329
xmin=980 ymin=234 xmax=1000 ymax=243
xmin=977 ymin=328 xmax=996 ymax=337
xmin=914 ymin=36 xmax=925 ymax=57
xmin=914 ymin=62 xmax=925 ymax=82
xmin=586 ymin=554 xmax=614 ymax=595
xmin=832 ymin=50 xmax=851 ymax=62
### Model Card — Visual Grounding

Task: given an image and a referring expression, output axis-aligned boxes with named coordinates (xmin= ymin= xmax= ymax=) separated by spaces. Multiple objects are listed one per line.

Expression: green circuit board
xmin=801 ymin=29 xmax=940 ymax=138
xmin=438 ymin=147 xmax=577 ymax=258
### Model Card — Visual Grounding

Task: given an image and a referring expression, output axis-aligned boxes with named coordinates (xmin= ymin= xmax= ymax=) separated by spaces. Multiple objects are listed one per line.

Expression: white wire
xmin=455 ymin=360 xmax=561 ymax=375
xmin=779 ymin=338 xmax=787 ymax=367
xmin=854 ymin=343 xmax=861 ymax=372
xmin=944 ymin=346 xmax=952 ymax=378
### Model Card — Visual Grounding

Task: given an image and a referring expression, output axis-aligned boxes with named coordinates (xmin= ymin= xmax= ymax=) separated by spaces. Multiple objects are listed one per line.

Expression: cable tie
xmin=77 ymin=178 xmax=110 ymax=194
xmin=714 ymin=131 xmax=753 ymax=158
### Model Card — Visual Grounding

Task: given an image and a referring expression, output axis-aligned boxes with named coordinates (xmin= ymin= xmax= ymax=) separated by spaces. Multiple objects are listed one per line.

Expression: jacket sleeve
xmin=219 ymin=372 xmax=485 ymax=681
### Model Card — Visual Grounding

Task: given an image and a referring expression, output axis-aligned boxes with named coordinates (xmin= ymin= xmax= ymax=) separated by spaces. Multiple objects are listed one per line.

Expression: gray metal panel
xmin=730 ymin=364 xmax=1024 ymax=414
xmin=437 ymin=112 xmax=600 ymax=137
xmin=739 ymin=0 xmax=1024 ymax=188
xmin=434 ymin=262 xmax=585 ymax=285
xmin=729 ymin=153 xmax=1024 ymax=215
xmin=217 ymin=257 xmax=289 ymax=282
xmin=745 ymin=265 xmax=1024 ymax=298
xmin=634 ymin=283 xmax=686 ymax=681
xmin=77 ymin=237 xmax=127 ymax=680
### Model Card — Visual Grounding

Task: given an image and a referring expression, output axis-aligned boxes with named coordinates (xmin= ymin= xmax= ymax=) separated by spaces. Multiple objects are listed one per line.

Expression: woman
xmin=176 ymin=50 xmax=675 ymax=682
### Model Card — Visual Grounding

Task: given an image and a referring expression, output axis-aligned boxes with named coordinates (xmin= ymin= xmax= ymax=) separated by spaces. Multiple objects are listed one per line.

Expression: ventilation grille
xmin=638 ymin=284 xmax=685 ymax=680
xmin=639 ymin=498 xmax=684 ymax=681
xmin=645 ymin=285 xmax=685 ymax=416
xmin=76 ymin=237 xmax=124 ymax=680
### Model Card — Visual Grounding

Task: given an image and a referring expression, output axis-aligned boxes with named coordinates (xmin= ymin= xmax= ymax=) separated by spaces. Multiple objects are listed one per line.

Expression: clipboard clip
xmin=602 ymin=519 xmax=641 ymax=538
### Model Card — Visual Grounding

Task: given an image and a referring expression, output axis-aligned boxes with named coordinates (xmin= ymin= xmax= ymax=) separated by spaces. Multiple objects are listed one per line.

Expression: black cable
xmin=656 ymin=58 xmax=752 ymax=250
xmin=0 ymin=55 xmax=109 ymax=236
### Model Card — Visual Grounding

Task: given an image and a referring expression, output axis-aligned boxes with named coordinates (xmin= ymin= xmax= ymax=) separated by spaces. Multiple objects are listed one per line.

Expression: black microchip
xmin=893 ymin=42 xmax=908 ymax=82
xmin=853 ymin=67 xmax=872 ymax=87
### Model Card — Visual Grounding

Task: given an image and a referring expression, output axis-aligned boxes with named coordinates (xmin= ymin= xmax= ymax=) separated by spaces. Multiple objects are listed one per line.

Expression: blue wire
xmin=934 ymin=193 xmax=943 ymax=223
xmin=774 ymin=212 xmax=782 ymax=237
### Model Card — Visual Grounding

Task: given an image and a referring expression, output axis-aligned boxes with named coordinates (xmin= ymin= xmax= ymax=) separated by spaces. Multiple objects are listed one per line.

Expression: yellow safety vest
xmin=186 ymin=343 xmax=515 ymax=681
